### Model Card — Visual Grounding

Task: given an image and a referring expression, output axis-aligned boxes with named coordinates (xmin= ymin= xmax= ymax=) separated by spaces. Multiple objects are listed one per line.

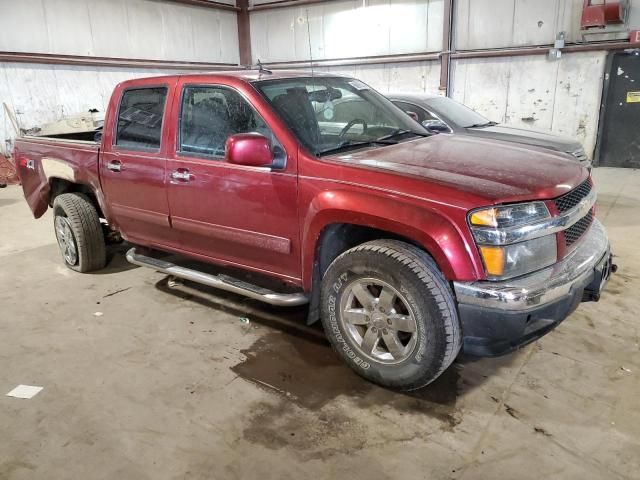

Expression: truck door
xmin=100 ymin=83 xmax=179 ymax=247
xmin=165 ymin=82 xmax=300 ymax=282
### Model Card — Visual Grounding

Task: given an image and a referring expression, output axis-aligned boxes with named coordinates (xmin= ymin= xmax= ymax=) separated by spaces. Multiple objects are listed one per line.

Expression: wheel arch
xmin=302 ymin=190 xmax=481 ymax=324
xmin=48 ymin=177 xmax=105 ymax=218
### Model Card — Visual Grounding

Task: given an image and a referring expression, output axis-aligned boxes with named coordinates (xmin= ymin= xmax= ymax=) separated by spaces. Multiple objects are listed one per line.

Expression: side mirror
xmin=422 ymin=119 xmax=449 ymax=134
xmin=225 ymin=133 xmax=274 ymax=168
xmin=405 ymin=111 xmax=419 ymax=122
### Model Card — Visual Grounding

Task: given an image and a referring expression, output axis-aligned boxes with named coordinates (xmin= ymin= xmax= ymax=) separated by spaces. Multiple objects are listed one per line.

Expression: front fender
xmin=301 ymin=189 xmax=483 ymax=290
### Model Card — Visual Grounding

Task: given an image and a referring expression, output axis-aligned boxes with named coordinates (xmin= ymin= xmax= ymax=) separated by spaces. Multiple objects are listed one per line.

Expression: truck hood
xmin=464 ymin=123 xmax=582 ymax=154
xmin=331 ymin=134 xmax=587 ymax=203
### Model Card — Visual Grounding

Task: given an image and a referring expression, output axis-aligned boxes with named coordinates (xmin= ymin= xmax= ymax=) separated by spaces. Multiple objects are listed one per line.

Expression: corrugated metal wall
xmin=0 ymin=0 xmax=239 ymax=63
xmin=0 ymin=0 xmax=240 ymax=152
xmin=250 ymin=0 xmax=443 ymax=63
xmin=450 ymin=52 xmax=607 ymax=155
xmin=455 ymin=0 xmax=640 ymax=48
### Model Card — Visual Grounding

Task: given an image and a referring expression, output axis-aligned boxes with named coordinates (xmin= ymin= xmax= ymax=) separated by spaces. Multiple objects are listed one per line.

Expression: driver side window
xmin=179 ymin=85 xmax=274 ymax=158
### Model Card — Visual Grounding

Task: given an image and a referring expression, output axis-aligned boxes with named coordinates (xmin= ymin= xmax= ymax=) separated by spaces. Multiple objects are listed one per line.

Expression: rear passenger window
xmin=115 ymin=87 xmax=167 ymax=151
xmin=179 ymin=85 xmax=274 ymax=158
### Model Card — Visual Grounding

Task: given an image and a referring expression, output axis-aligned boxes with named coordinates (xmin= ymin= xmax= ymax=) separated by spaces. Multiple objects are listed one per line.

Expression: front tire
xmin=320 ymin=240 xmax=461 ymax=391
xmin=53 ymin=193 xmax=106 ymax=272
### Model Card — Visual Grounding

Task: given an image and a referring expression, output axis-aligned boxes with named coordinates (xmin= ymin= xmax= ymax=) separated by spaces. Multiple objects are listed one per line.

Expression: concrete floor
xmin=1 ymin=167 xmax=639 ymax=480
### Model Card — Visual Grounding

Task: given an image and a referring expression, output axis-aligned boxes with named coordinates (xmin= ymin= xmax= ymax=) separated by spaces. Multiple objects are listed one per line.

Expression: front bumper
xmin=453 ymin=220 xmax=613 ymax=356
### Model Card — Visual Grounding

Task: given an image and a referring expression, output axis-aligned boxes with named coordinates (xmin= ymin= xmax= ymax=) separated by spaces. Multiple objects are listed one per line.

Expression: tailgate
xmin=14 ymin=137 xmax=100 ymax=218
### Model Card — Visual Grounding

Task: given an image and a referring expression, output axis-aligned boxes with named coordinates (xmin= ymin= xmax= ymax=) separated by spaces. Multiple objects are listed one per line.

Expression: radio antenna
xmin=257 ymin=60 xmax=272 ymax=75
xmin=306 ymin=10 xmax=314 ymax=77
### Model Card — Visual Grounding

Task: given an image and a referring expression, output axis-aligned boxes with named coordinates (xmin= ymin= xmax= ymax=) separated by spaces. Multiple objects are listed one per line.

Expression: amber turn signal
xmin=479 ymin=246 xmax=505 ymax=276
xmin=470 ymin=208 xmax=498 ymax=227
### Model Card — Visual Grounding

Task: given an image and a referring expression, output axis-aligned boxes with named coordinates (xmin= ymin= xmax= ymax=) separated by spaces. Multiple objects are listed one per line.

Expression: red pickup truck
xmin=15 ymin=71 xmax=614 ymax=390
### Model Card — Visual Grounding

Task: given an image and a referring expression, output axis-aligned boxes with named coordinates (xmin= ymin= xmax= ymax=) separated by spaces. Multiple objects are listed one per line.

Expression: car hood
xmin=330 ymin=134 xmax=587 ymax=204
xmin=464 ymin=124 xmax=582 ymax=153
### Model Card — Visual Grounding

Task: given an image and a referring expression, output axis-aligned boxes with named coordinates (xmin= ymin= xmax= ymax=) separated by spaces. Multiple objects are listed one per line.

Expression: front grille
xmin=564 ymin=210 xmax=594 ymax=247
xmin=554 ymin=179 xmax=592 ymax=213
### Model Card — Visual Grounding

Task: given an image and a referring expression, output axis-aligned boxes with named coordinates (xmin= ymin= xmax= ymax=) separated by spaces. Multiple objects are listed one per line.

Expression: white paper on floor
xmin=6 ymin=385 xmax=43 ymax=399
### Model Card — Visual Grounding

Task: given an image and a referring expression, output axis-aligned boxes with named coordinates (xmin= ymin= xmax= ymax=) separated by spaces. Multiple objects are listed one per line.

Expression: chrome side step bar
xmin=125 ymin=248 xmax=309 ymax=307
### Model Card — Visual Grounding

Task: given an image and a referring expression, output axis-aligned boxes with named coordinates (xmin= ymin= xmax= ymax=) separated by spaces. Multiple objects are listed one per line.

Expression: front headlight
xmin=478 ymin=236 xmax=557 ymax=280
xmin=469 ymin=202 xmax=558 ymax=280
xmin=469 ymin=202 xmax=550 ymax=228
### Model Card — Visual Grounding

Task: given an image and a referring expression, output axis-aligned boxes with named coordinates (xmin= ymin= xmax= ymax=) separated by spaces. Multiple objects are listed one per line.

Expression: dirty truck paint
xmin=14 ymin=71 xmax=589 ymax=290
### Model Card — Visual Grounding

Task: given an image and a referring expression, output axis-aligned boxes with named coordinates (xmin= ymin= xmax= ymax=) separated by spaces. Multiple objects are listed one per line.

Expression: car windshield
xmin=425 ymin=96 xmax=492 ymax=128
xmin=254 ymin=77 xmax=428 ymax=156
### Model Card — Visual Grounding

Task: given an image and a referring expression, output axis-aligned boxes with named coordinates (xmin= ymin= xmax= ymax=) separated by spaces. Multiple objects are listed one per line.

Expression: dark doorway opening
xmin=596 ymin=50 xmax=640 ymax=168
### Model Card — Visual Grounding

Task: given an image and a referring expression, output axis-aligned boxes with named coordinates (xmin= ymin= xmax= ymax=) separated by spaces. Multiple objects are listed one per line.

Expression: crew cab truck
xmin=15 ymin=71 xmax=615 ymax=391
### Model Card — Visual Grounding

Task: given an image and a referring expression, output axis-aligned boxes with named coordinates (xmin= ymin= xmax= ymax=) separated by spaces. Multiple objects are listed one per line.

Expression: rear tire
xmin=320 ymin=239 xmax=461 ymax=391
xmin=53 ymin=193 xmax=106 ymax=272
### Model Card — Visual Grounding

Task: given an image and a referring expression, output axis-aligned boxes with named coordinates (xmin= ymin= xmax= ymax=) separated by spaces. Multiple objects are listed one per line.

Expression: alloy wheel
xmin=339 ymin=277 xmax=418 ymax=364
xmin=54 ymin=216 xmax=78 ymax=266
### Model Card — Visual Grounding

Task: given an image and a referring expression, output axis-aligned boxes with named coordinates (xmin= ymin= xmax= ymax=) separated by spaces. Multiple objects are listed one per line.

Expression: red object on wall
xmin=631 ymin=30 xmax=640 ymax=43
xmin=581 ymin=0 xmax=627 ymax=29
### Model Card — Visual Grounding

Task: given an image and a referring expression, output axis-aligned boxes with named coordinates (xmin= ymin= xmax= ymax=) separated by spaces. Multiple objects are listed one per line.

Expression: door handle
xmin=170 ymin=169 xmax=192 ymax=182
xmin=106 ymin=160 xmax=122 ymax=172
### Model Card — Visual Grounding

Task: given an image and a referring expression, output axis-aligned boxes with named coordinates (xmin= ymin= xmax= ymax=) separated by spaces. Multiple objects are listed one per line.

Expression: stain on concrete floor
xmin=233 ymin=331 xmax=460 ymax=411
xmin=0 ymin=198 xmax=18 ymax=208
xmin=232 ymin=330 xmax=463 ymax=455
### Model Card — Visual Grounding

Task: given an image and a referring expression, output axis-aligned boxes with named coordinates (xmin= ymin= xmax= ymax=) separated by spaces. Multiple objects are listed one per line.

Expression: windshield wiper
xmin=316 ymin=139 xmax=398 ymax=157
xmin=377 ymin=129 xmax=429 ymax=142
xmin=467 ymin=121 xmax=498 ymax=128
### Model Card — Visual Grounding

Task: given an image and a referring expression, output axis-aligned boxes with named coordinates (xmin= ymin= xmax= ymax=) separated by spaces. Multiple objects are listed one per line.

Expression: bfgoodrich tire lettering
xmin=53 ymin=193 xmax=106 ymax=273
xmin=320 ymin=240 xmax=461 ymax=391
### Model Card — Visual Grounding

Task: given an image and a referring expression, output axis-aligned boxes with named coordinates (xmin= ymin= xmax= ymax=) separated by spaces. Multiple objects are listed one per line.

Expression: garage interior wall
xmin=252 ymin=0 xmax=640 ymax=157
xmin=249 ymin=0 xmax=444 ymax=62
xmin=450 ymin=52 xmax=607 ymax=156
xmin=0 ymin=0 xmax=240 ymax=151
xmin=1 ymin=0 xmax=639 ymax=158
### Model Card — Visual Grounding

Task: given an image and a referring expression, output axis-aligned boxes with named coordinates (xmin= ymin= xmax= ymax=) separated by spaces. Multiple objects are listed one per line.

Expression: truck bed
xmin=14 ymin=135 xmax=101 ymax=218
xmin=40 ymin=131 xmax=100 ymax=142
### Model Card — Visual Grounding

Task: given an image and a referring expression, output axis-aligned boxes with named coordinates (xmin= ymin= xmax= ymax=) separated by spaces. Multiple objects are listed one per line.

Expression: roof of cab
xmin=117 ymin=69 xmax=351 ymax=87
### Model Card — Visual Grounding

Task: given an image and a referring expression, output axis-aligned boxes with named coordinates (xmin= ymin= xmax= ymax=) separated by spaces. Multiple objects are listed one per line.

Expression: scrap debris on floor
xmin=5 ymin=385 xmax=44 ymax=400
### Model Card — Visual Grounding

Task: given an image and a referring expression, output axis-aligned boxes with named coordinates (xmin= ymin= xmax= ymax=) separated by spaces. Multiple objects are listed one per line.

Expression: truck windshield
xmin=254 ymin=77 xmax=429 ymax=156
